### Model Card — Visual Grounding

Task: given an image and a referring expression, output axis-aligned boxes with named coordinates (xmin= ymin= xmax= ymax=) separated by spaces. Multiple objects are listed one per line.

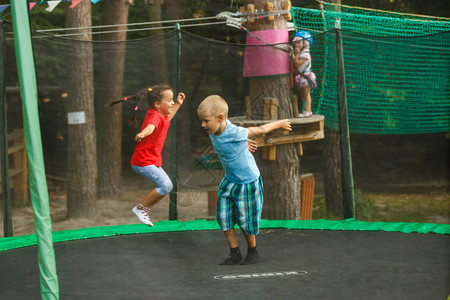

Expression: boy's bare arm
xmin=135 ymin=124 xmax=156 ymax=142
xmin=247 ymin=119 xmax=291 ymax=138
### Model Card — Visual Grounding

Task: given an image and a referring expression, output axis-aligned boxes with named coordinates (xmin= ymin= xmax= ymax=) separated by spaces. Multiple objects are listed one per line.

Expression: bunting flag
xmin=0 ymin=5 xmax=9 ymax=14
xmin=0 ymin=0 xmax=103 ymax=15
xmin=45 ymin=1 xmax=61 ymax=12
xmin=69 ymin=0 xmax=82 ymax=8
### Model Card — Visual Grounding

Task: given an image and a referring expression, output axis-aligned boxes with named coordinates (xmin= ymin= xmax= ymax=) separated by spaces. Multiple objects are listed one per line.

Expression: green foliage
xmin=354 ymin=189 xmax=373 ymax=220
xmin=312 ymin=196 xmax=341 ymax=220
xmin=312 ymin=191 xmax=450 ymax=223
xmin=29 ymin=5 xmax=65 ymax=30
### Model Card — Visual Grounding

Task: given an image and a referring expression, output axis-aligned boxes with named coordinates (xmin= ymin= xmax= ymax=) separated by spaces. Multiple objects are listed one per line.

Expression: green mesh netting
xmin=292 ymin=6 xmax=450 ymax=134
xmin=321 ymin=2 xmax=450 ymax=28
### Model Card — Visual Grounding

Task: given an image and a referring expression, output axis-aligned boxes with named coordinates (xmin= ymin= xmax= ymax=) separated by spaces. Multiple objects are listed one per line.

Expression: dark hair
xmin=108 ymin=84 xmax=173 ymax=128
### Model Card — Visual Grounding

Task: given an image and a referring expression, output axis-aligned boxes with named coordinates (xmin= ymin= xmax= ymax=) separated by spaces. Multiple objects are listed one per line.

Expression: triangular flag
xmin=46 ymin=1 xmax=61 ymax=12
xmin=0 ymin=5 xmax=10 ymax=14
xmin=29 ymin=3 xmax=37 ymax=11
xmin=91 ymin=0 xmax=102 ymax=3
xmin=69 ymin=0 xmax=82 ymax=8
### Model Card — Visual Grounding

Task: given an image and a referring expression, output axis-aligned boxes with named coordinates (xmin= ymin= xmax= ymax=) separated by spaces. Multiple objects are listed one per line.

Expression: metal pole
xmin=169 ymin=23 xmax=181 ymax=220
xmin=0 ymin=19 xmax=13 ymax=237
xmin=335 ymin=27 xmax=356 ymax=219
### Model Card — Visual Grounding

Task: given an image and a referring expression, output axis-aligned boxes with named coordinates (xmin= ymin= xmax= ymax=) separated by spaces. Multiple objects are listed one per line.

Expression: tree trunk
xmin=323 ymin=127 xmax=343 ymax=215
xmin=148 ymin=0 xmax=164 ymax=36
xmin=246 ymin=0 xmax=301 ymax=220
xmin=96 ymin=0 xmax=130 ymax=197
xmin=66 ymin=1 xmax=97 ymax=217
xmin=323 ymin=0 xmax=343 ymax=217
xmin=148 ymin=0 xmax=168 ymax=84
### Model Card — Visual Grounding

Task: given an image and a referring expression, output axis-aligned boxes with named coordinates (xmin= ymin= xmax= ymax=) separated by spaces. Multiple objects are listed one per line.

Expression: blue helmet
xmin=294 ymin=31 xmax=313 ymax=47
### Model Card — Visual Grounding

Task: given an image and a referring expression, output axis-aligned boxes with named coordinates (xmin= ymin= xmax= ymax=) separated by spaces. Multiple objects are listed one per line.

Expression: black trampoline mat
xmin=1 ymin=229 xmax=449 ymax=300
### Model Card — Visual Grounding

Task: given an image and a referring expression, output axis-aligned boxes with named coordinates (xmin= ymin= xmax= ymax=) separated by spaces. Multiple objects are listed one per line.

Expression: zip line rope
xmin=36 ymin=16 xmax=220 ymax=33
xmin=5 ymin=21 xmax=227 ymax=39
xmin=32 ymin=7 xmax=292 ymax=33
xmin=4 ymin=8 xmax=295 ymax=39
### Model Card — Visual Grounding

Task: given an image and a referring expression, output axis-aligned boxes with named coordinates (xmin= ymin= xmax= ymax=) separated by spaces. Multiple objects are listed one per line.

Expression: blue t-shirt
xmin=209 ymin=120 xmax=260 ymax=184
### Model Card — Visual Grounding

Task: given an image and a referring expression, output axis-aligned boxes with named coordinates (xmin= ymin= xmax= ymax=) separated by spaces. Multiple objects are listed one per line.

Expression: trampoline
xmin=1 ymin=220 xmax=449 ymax=300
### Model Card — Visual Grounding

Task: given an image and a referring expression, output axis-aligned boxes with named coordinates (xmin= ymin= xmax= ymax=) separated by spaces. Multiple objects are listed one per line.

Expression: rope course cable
xmin=7 ymin=6 xmax=297 ymax=39
xmin=36 ymin=16 xmax=220 ymax=33
xmin=31 ymin=21 xmax=227 ymax=38
xmin=216 ymin=6 xmax=297 ymax=52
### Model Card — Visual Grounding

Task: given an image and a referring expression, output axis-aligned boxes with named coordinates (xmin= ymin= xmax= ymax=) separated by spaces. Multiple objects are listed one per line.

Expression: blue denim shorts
xmin=131 ymin=164 xmax=173 ymax=196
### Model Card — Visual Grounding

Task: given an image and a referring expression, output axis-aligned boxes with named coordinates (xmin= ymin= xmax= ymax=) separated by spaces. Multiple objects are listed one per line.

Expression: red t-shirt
xmin=130 ymin=108 xmax=170 ymax=167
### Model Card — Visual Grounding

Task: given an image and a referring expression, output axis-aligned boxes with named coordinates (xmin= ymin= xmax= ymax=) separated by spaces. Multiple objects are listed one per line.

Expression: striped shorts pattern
xmin=216 ymin=177 xmax=263 ymax=235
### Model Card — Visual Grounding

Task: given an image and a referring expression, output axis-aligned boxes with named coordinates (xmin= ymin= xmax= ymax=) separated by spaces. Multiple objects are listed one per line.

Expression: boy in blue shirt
xmin=197 ymin=95 xmax=291 ymax=265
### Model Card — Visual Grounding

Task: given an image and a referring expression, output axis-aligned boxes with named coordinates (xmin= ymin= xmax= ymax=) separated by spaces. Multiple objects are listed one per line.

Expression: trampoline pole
xmin=10 ymin=1 xmax=59 ymax=299
xmin=335 ymin=27 xmax=356 ymax=219
xmin=169 ymin=23 xmax=181 ymax=220
xmin=0 ymin=18 xmax=13 ymax=237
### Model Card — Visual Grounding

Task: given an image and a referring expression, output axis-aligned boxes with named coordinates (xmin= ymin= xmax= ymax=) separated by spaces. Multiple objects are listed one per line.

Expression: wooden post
xmin=292 ymin=94 xmax=299 ymax=117
xmin=263 ymin=98 xmax=278 ymax=160
xmin=300 ymin=173 xmax=315 ymax=220
xmin=245 ymin=96 xmax=252 ymax=119
xmin=247 ymin=4 xmax=255 ymax=23
xmin=266 ymin=2 xmax=274 ymax=21
xmin=283 ymin=0 xmax=292 ymax=20
xmin=207 ymin=190 xmax=217 ymax=217
xmin=297 ymin=142 xmax=303 ymax=156
xmin=264 ymin=97 xmax=278 ymax=120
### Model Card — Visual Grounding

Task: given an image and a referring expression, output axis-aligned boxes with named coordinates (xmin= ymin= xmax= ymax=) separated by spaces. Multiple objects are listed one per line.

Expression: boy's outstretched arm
xmin=169 ymin=92 xmax=186 ymax=121
xmin=247 ymin=119 xmax=291 ymax=139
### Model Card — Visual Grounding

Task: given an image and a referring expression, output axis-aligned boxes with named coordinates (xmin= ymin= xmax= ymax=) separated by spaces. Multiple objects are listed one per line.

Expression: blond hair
xmin=197 ymin=95 xmax=229 ymax=118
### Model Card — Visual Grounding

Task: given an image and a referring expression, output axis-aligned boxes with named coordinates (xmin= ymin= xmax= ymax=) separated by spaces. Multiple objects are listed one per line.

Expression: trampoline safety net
xmin=1 ymin=5 xmax=449 ymax=238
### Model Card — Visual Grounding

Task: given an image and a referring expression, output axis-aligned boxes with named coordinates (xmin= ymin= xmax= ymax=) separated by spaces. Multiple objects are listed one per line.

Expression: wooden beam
xmin=245 ymin=96 xmax=252 ymax=119
xmin=300 ymin=173 xmax=315 ymax=220
xmin=230 ymin=114 xmax=325 ymax=126
xmin=292 ymin=94 xmax=299 ymax=117
xmin=297 ymin=142 xmax=303 ymax=156
xmin=266 ymin=2 xmax=274 ymax=21
xmin=264 ymin=97 xmax=278 ymax=120
xmin=262 ymin=130 xmax=324 ymax=147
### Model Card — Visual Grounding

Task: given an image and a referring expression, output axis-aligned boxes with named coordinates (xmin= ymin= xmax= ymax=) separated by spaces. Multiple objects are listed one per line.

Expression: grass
xmin=312 ymin=189 xmax=450 ymax=224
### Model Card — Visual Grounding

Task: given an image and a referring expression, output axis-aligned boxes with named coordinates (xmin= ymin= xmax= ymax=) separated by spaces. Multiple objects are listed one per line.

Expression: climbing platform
xmin=229 ymin=114 xmax=324 ymax=160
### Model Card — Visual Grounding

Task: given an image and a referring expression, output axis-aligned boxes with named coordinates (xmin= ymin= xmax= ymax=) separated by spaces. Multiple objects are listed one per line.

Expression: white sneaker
xmin=132 ymin=205 xmax=154 ymax=227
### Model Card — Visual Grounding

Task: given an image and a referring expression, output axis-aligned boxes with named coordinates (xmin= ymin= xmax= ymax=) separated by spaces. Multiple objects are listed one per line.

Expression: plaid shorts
xmin=216 ymin=176 xmax=263 ymax=235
